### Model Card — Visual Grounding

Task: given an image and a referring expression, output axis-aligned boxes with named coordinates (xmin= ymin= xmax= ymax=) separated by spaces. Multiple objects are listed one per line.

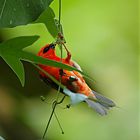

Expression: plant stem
xmin=58 ymin=0 xmax=61 ymax=31
xmin=41 ymin=0 xmax=64 ymax=139
xmin=54 ymin=112 xmax=64 ymax=134
xmin=41 ymin=95 xmax=65 ymax=140
xmin=41 ymin=102 xmax=57 ymax=140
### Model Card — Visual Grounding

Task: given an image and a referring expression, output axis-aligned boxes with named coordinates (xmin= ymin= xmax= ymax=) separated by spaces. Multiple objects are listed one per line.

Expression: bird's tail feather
xmin=85 ymin=91 xmax=116 ymax=115
xmin=85 ymin=98 xmax=108 ymax=115
xmin=93 ymin=90 xmax=116 ymax=107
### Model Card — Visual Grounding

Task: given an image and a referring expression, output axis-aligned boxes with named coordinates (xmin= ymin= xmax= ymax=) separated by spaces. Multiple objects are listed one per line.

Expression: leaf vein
xmin=0 ymin=0 xmax=7 ymax=19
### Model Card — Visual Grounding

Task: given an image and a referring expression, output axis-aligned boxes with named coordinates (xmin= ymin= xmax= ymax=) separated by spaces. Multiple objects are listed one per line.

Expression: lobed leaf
xmin=0 ymin=36 xmax=93 ymax=86
xmin=0 ymin=36 xmax=39 ymax=86
xmin=0 ymin=0 xmax=53 ymax=28
xmin=35 ymin=7 xmax=59 ymax=38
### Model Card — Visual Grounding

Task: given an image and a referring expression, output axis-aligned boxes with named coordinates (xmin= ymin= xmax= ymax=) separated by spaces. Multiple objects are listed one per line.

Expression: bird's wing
xmin=85 ymin=91 xmax=116 ymax=115
xmin=85 ymin=98 xmax=108 ymax=115
xmin=92 ymin=90 xmax=116 ymax=108
xmin=71 ymin=60 xmax=82 ymax=71
xmin=40 ymin=75 xmax=63 ymax=92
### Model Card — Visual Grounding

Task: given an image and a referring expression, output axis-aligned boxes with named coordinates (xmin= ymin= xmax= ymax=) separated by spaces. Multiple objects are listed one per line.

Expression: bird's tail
xmin=85 ymin=91 xmax=116 ymax=116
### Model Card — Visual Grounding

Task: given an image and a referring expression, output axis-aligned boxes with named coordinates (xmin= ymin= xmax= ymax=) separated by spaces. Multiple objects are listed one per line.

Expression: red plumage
xmin=37 ymin=43 xmax=115 ymax=115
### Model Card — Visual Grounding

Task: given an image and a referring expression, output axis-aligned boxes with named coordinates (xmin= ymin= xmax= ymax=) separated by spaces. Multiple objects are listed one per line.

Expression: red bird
xmin=38 ymin=43 xmax=115 ymax=115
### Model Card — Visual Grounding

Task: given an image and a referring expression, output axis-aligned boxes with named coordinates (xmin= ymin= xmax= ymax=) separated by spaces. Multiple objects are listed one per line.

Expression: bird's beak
xmin=49 ymin=43 xmax=56 ymax=49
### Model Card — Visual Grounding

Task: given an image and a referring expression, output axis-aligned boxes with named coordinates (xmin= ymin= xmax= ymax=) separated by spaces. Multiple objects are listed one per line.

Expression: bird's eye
xmin=43 ymin=47 xmax=50 ymax=53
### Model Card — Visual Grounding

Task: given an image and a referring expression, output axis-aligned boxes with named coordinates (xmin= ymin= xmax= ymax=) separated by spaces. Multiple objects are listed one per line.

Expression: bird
xmin=37 ymin=43 xmax=115 ymax=115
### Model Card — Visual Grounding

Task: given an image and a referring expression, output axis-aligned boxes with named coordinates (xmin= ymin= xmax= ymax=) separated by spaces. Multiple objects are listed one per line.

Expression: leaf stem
xmin=58 ymin=0 xmax=61 ymax=31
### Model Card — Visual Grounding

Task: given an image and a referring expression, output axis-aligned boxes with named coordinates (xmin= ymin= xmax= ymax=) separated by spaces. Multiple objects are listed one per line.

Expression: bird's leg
xmin=66 ymin=50 xmax=71 ymax=62
xmin=56 ymin=32 xmax=71 ymax=62
xmin=62 ymin=42 xmax=71 ymax=62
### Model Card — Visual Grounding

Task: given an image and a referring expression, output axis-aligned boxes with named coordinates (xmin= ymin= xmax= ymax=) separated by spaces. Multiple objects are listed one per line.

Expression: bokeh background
xmin=0 ymin=0 xmax=138 ymax=140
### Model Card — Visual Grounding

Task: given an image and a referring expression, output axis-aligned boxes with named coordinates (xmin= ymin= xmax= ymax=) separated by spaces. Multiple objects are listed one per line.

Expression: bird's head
xmin=38 ymin=43 xmax=56 ymax=58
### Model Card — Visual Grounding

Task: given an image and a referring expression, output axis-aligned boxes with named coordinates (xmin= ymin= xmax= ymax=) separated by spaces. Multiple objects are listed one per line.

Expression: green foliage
xmin=0 ymin=0 xmax=74 ymax=86
xmin=0 ymin=36 xmax=39 ymax=86
xmin=0 ymin=0 xmax=53 ymax=28
xmin=0 ymin=36 xmax=89 ymax=86
xmin=35 ymin=7 xmax=59 ymax=38
xmin=0 ymin=0 xmax=93 ymax=88
xmin=0 ymin=0 xmax=138 ymax=140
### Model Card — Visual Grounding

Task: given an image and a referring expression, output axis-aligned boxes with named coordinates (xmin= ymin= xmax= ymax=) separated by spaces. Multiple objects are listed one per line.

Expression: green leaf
xmin=0 ymin=36 xmax=93 ymax=86
xmin=0 ymin=36 xmax=39 ymax=86
xmin=35 ymin=7 xmax=59 ymax=38
xmin=0 ymin=0 xmax=53 ymax=28
xmin=2 ymin=55 xmax=25 ymax=86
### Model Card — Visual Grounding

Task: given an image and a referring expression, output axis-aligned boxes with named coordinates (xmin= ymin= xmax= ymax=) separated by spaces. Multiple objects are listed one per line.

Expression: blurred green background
xmin=0 ymin=0 xmax=138 ymax=140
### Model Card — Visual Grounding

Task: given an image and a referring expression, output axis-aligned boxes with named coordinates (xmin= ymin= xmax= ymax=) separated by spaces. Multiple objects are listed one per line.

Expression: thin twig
xmin=41 ymin=95 xmax=65 ymax=140
xmin=41 ymin=102 xmax=57 ymax=140
xmin=54 ymin=111 xmax=64 ymax=134
xmin=58 ymin=0 xmax=61 ymax=31
xmin=41 ymin=0 xmax=65 ymax=139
